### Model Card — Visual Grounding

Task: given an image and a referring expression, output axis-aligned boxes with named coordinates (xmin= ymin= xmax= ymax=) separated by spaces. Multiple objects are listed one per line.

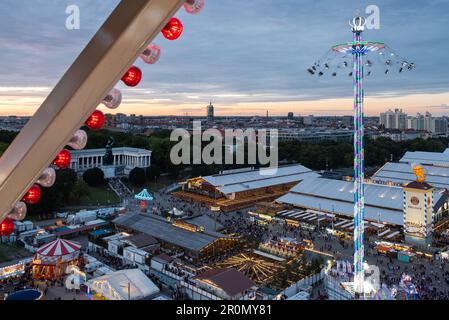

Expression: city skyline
xmin=1 ymin=0 xmax=449 ymax=117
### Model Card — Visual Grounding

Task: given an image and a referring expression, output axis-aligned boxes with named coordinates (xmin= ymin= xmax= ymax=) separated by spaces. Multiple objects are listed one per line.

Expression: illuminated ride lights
xmin=161 ymin=17 xmax=184 ymax=40
xmin=0 ymin=0 xmax=206 ymax=243
xmin=184 ymin=0 xmax=205 ymax=15
xmin=23 ymin=184 xmax=42 ymax=205
xmin=7 ymin=202 xmax=27 ymax=221
xmin=0 ymin=218 xmax=15 ymax=236
xmin=308 ymin=14 xmax=414 ymax=297
xmin=53 ymin=149 xmax=72 ymax=169
xmin=85 ymin=110 xmax=105 ymax=131
xmin=140 ymin=44 xmax=161 ymax=64
xmin=68 ymin=130 xmax=88 ymax=150
xmin=102 ymin=88 xmax=122 ymax=109
xmin=121 ymin=66 xmax=142 ymax=87
xmin=36 ymin=168 xmax=57 ymax=188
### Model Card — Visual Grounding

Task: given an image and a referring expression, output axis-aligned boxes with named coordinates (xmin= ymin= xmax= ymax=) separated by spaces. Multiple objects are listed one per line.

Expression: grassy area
xmin=78 ymin=185 xmax=120 ymax=206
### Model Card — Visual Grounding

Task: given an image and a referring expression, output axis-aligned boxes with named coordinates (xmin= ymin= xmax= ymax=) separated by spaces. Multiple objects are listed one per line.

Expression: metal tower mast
xmin=350 ymin=15 xmax=366 ymax=296
xmin=308 ymin=14 xmax=415 ymax=298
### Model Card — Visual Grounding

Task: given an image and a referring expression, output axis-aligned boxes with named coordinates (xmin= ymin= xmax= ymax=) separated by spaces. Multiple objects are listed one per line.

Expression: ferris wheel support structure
xmin=0 ymin=0 xmax=186 ymax=221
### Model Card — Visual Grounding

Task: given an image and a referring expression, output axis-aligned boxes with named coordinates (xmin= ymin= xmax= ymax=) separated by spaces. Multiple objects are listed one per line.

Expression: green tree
xmin=83 ymin=167 xmax=106 ymax=186
xmin=70 ymin=180 xmax=90 ymax=203
xmin=145 ymin=165 xmax=161 ymax=180
xmin=129 ymin=167 xmax=146 ymax=186
xmin=27 ymin=169 xmax=77 ymax=218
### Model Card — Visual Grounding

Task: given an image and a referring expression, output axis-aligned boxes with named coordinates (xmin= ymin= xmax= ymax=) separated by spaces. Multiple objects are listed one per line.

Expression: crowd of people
xmin=375 ymin=255 xmax=449 ymax=300
xmin=212 ymin=206 xmax=449 ymax=300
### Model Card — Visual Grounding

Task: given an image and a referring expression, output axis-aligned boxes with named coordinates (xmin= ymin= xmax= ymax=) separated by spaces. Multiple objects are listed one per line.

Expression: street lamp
xmin=211 ymin=206 xmax=221 ymax=232
xmin=377 ymin=212 xmax=382 ymax=237
xmin=318 ymin=203 xmax=322 ymax=230
xmin=210 ymin=206 xmax=221 ymax=259
xmin=332 ymin=205 xmax=335 ymax=231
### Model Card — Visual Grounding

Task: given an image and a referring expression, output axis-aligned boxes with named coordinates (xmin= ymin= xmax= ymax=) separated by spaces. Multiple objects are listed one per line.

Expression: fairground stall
xmin=32 ymin=238 xmax=83 ymax=280
xmin=0 ymin=258 xmax=32 ymax=281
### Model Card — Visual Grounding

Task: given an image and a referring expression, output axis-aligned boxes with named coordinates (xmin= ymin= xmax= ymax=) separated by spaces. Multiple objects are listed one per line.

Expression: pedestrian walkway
xmin=108 ymin=178 xmax=132 ymax=198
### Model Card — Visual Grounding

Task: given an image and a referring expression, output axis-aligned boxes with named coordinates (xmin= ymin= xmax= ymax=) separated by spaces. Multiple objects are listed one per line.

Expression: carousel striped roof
xmin=36 ymin=239 xmax=81 ymax=257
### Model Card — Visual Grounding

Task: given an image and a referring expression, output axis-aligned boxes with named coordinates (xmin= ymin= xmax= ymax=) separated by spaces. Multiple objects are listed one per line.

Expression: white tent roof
xmin=88 ymin=269 xmax=159 ymax=300
xmin=400 ymin=149 xmax=449 ymax=167
xmin=276 ymin=178 xmax=447 ymax=226
xmin=372 ymin=162 xmax=449 ymax=189
xmin=202 ymin=164 xmax=319 ymax=195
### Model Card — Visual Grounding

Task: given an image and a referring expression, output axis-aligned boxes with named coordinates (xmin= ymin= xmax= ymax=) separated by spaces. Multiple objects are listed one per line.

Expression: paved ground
xmin=45 ymin=285 xmax=90 ymax=300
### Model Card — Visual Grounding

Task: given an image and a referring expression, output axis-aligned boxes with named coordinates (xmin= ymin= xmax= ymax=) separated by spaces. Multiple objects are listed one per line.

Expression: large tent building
xmin=173 ymin=164 xmax=319 ymax=212
xmin=276 ymin=149 xmax=449 ymax=245
xmin=113 ymin=213 xmax=239 ymax=262
xmin=400 ymin=148 xmax=449 ymax=167
xmin=88 ymin=269 xmax=159 ymax=300
xmin=371 ymin=162 xmax=449 ymax=189
xmin=372 ymin=148 xmax=449 ymax=189
xmin=277 ymin=177 xmax=449 ymax=229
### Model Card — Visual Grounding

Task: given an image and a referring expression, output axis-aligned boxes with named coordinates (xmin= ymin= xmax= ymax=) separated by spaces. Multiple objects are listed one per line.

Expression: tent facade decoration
xmin=32 ymin=238 xmax=83 ymax=280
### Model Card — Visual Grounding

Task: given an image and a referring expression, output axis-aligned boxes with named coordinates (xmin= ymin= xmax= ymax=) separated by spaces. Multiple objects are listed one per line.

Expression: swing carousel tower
xmin=308 ymin=14 xmax=415 ymax=295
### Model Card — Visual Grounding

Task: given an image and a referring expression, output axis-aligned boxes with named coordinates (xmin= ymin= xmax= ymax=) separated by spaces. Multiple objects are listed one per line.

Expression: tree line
xmin=3 ymin=129 xmax=449 ymax=218
xmin=278 ymin=137 xmax=449 ymax=171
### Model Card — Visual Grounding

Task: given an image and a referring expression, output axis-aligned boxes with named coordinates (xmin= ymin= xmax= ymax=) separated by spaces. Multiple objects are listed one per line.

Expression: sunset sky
xmin=1 ymin=0 xmax=449 ymax=117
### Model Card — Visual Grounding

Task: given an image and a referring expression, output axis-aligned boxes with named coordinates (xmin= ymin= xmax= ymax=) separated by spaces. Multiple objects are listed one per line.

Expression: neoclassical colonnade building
xmin=70 ymin=147 xmax=152 ymax=177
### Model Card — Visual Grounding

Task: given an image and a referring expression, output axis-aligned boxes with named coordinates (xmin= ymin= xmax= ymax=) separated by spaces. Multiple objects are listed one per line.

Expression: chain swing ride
xmin=308 ymin=14 xmax=415 ymax=296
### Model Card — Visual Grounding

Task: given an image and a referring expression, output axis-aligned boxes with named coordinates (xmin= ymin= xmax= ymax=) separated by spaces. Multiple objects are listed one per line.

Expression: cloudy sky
xmin=1 ymin=0 xmax=449 ymax=117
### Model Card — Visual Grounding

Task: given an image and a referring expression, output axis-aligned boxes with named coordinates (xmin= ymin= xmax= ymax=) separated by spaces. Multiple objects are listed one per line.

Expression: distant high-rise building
xmin=287 ymin=112 xmax=294 ymax=120
xmin=303 ymin=115 xmax=314 ymax=125
xmin=379 ymin=108 xmax=407 ymax=129
xmin=342 ymin=115 xmax=354 ymax=126
xmin=207 ymin=101 xmax=214 ymax=121
xmin=405 ymin=112 xmax=447 ymax=135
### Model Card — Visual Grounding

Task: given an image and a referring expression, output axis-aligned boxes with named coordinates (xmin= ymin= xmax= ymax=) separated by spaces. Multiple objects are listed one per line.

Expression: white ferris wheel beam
xmin=0 ymin=0 xmax=186 ymax=220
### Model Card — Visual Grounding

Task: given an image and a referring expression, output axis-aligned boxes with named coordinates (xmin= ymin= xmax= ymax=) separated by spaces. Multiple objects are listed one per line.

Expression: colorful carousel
xmin=32 ymin=238 xmax=82 ymax=280
xmin=135 ymin=188 xmax=154 ymax=212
